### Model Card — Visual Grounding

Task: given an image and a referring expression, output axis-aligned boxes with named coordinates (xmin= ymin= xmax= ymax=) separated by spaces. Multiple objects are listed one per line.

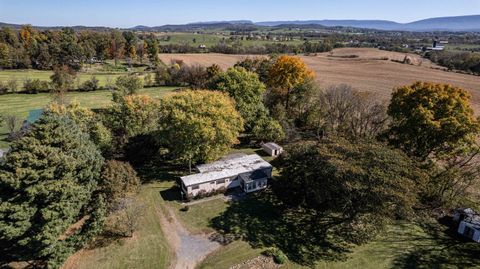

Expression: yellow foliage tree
xmin=158 ymin=90 xmax=244 ymax=170
xmin=106 ymin=94 xmax=160 ymax=144
xmin=267 ymin=55 xmax=315 ymax=108
xmin=385 ymin=81 xmax=480 ymax=159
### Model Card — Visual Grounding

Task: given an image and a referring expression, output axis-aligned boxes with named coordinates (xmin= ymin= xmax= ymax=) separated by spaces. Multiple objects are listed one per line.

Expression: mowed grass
xmin=158 ymin=33 xmax=225 ymax=47
xmin=199 ymin=240 xmax=264 ymax=269
xmin=175 ymin=198 xmax=229 ymax=234
xmin=0 ymin=69 xmax=127 ymax=87
xmin=0 ymin=86 xmax=177 ymax=148
xmin=194 ymin=198 xmax=472 ymax=269
xmin=61 ymin=182 xmax=174 ymax=269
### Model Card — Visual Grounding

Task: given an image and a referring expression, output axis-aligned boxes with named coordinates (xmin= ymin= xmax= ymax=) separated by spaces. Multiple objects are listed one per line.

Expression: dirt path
xmin=160 ymin=207 xmax=220 ymax=269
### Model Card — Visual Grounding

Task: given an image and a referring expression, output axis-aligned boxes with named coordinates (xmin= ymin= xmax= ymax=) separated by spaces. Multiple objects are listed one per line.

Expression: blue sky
xmin=0 ymin=0 xmax=479 ymax=27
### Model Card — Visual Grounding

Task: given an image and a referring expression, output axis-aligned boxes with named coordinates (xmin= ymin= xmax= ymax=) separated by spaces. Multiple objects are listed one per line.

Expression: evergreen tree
xmin=0 ymin=114 xmax=104 ymax=264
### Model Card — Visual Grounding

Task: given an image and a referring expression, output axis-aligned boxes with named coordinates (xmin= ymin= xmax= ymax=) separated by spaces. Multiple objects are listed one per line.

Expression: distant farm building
xmin=180 ymin=154 xmax=272 ymax=199
xmin=454 ymin=208 xmax=480 ymax=242
xmin=426 ymin=40 xmax=445 ymax=51
xmin=262 ymin=142 xmax=283 ymax=157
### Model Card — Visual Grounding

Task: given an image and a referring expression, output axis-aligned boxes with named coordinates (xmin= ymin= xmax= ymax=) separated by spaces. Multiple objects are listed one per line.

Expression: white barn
xmin=454 ymin=208 xmax=480 ymax=243
xmin=262 ymin=142 xmax=283 ymax=157
xmin=180 ymin=154 xmax=272 ymax=199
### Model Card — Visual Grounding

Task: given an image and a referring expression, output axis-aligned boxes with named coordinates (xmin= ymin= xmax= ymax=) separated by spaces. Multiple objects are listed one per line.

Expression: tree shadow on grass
xmin=159 ymin=185 xmax=182 ymax=202
xmin=392 ymin=218 xmax=480 ymax=269
xmin=134 ymin=155 xmax=187 ymax=184
xmin=210 ymin=191 xmax=359 ymax=266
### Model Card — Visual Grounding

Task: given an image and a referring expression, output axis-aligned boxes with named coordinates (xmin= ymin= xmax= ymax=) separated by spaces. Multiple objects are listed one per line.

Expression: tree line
xmin=427 ymin=50 xmax=480 ymax=74
xmin=0 ymin=26 xmax=161 ymax=71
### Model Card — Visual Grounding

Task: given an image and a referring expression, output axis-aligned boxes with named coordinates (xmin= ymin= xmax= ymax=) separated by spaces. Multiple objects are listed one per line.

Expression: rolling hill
xmin=257 ymin=15 xmax=480 ymax=31
xmin=3 ymin=15 xmax=480 ymax=32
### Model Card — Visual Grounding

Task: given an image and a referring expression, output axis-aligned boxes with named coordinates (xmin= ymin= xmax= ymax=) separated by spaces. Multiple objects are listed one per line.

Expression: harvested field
xmin=159 ymin=48 xmax=480 ymax=112
xmin=159 ymin=53 xmax=260 ymax=70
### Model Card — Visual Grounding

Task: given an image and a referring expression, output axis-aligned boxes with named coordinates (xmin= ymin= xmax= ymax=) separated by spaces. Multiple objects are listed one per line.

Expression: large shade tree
xmin=0 ymin=114 xmax=104 ymax=264
xmin=384 ymin=82 xmax=480 ymax=160
xmin=106 ymin=94 xmax=160 ymax=147
xmin=209 ymin=67 xmax=268 ymax=131
xmin=158 ymin=90 xmax=243 ymax=170
xmin=267 ymin=55 xmax=315 ymax=109
xmin=273 ymin=138 xmax=425 ymax=243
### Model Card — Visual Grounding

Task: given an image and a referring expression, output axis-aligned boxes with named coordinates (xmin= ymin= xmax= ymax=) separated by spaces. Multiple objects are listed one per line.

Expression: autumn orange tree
xmin=385 ymin=82 xmax=480 ymax=160
xmin=267 ymin=55 xmax=315 ymax=109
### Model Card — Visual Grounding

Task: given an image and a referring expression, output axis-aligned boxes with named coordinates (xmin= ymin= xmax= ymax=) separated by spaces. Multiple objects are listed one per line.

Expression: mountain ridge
xmin=257 ymin=15 xmax=480 ymax=31
xmin=1 ymin=15 xmax=480 ymax=32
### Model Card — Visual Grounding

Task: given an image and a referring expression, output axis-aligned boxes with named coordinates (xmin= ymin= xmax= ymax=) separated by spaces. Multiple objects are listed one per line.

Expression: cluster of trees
xmin=427 ymin=50 xmax=480 ymax=74
xmin=0 ymin=56 xmax=315 ymax=267
xmin=2 ymin=48 xmax=479 ymax=267
xmin=0 ymin=26 xmax=161 ymax=70
xmin=261 ymin=79 xmax=480 ymax=264
xmin=0 ymin=78 xmax=149 ymax=267
xmin=210 ymin=40 xmax=334 ymax=55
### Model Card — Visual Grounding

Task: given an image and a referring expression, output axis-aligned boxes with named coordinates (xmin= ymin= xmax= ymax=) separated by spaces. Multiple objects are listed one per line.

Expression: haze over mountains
xmin=257 ymin=15 xmax=480 ymax=31
xmin=2 ymin=15 xmax=480 ymax=32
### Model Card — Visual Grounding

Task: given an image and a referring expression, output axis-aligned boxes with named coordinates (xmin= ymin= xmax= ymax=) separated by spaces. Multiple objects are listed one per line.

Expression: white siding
xmin=187 ymin=176 xmax=237 ymax=197
xmin=262 ymin=145 xmax=275 ymax=156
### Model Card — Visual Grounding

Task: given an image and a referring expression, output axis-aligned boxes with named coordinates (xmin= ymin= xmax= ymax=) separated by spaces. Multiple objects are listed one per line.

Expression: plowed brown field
xmin=159 ymin=48 xmax=480 ymax=111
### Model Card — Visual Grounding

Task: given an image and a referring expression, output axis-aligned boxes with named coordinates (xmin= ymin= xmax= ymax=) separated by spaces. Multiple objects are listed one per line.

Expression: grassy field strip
xmin=0 ymin=70 xmax=127 ymax=87
xmin=62 ymin=182 xmax=174 ymax=269
xmin=199 ymin=241 xmax=265 ymax=269
xmin=0 ymin=87 xmax=176 ymax=148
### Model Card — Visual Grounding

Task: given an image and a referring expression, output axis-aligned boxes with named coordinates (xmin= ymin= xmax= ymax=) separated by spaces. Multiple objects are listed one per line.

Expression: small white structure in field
xmin=454 ymin=208 xmax=480 ymax=243
xmin=262 ymin=142 xmax=283 ymax=157
xmin=180 ymin=154 xmax=272 ymax=199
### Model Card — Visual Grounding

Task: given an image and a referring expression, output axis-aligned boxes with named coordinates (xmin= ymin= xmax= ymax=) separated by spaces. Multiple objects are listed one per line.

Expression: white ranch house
xmin=454 ymin=208 xmax=480 ymax=243
xmin=180 ymin=154 xmax=272 ymax=198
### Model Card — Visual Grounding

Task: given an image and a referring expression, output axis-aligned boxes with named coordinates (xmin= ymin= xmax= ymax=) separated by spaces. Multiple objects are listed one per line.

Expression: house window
xmin=192 ymin=185 xmax=200 ymax=190
xmin=217 ymin=178 xmax=225 ymax=184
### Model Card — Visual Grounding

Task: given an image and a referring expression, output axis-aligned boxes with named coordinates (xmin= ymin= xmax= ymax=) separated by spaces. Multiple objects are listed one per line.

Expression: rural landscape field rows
xmin=160 ymin=48 xmax=480 ymax=111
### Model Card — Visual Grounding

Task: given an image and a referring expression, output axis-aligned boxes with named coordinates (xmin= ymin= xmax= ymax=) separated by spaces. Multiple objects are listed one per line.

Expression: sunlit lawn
xmin=0 ymin=86 xmax=177 ymax=148
xmin=0 ymin=69 xmax=127 ymax=87
xmin=62 ymin=182 xmax=174 ymax=269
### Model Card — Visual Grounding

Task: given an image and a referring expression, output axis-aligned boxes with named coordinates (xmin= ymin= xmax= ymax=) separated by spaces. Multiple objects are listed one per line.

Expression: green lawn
xmin=156 ymin=32 xmax=306 ymax=48
xmin=63 ymin=182 xmax=174 ymax=269
xmin=199 ymin=240 xmax=264 ymax=269
xmin=193 ymin=197 xmax=480 ymax=269
xmin=158 ymin=33 xmax=225 ymax=47
xmin=0 ymin=69 xmax=129 ymax=87
xmin=174 ymin=198 xmax=229 ymax=234
xmin=0 ymin=87 xmax=177 ymax=148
